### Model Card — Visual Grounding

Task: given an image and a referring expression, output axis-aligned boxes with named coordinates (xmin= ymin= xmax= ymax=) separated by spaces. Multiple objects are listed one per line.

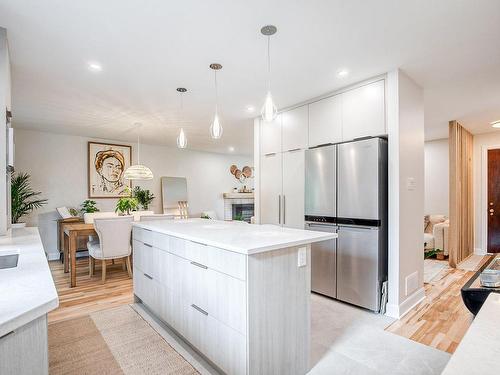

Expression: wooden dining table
xmin=63 ymin=223 xmax=97 ymax=287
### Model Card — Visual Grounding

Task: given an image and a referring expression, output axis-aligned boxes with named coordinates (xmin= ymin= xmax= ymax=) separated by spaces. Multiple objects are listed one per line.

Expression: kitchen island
xmin=132 ymin=219 xmax=336 ymax=375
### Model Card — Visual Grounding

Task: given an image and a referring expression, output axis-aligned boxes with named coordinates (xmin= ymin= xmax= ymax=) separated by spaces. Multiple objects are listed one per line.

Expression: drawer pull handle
xmin=144 ymin=273 xmax=153 ymax=280
xmin=190 ymin=261 xmax=208 ymax=269
xmin=191 ymin=304 xmax=208 ymax=316
xmin=0 ymin=331 xmax=14 ymax=340
xmin=191 ymin=240 xmax=207 ymax=246
xmin=144 ymin=243 xmax=153 ymax=248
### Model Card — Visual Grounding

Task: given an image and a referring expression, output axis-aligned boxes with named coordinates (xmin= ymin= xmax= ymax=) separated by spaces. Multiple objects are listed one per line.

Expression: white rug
xmin=424 ymin=259 xmax=449 ymax=284
xmin=457 ymin=254 xmax=484 ymax=271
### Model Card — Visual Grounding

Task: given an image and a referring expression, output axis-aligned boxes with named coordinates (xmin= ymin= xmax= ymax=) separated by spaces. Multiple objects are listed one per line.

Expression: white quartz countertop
xmin=0 ymin=227 xmax=59 ymax=337
xmin=134 ymin=218 xmax=337 ymax=254
xmin=441 ymin=292 xmax=500 ymax=375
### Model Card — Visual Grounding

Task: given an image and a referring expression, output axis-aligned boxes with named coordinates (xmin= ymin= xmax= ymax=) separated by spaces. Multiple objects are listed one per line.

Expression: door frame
xmin=481 ymin=144 xmax=500 ymax=254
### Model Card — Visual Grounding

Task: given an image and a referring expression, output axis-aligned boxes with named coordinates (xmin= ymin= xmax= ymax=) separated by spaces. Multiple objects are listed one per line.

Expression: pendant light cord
xmin=214 ymin=70 xmax=219 ymax=114
xmin=137 ymin=128 xmax=140 ymax=164
xmin=267 ymin=35 xmax=271 ymax=92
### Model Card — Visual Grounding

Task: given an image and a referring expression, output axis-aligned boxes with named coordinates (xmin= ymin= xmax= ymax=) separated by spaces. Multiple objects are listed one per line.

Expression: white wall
xmin=473 ymin=131 xmax=500 ymax=253
xmin=386 ymin=69 xmax=425 ymax=319
xmin=14 ymin=129 xmax=253 ymax=226
xmin=0 ymin=28 xmax=10 ymax=235
xmin=424 ymin=139 xmax=449 ymax=215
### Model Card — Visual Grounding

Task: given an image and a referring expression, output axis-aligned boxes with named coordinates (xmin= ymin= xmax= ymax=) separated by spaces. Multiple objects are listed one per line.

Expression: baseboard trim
xmin=474 ymin=247 xmax=486 ymax=256
xmin=385 ymin=287 xmax=425 ymax=319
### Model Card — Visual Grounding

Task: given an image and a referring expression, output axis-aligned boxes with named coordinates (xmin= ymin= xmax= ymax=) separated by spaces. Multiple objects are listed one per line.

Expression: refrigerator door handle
xmin=278 ymin=195 xmax=281 ymax=225
xmin=283 ymin=195 xmax=286 ymax=225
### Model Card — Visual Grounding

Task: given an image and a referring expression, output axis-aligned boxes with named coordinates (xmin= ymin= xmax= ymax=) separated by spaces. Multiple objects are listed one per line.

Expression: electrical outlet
xmin=298 ymin=247 xmax=307 ymax=267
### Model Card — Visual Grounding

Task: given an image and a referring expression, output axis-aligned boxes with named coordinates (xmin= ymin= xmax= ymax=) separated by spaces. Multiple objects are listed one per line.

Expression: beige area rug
xmin=49 ymin=305 xmax=199 ymax=375
xmin=424 ymin=259 xmax=450 ymax=284
xmin=457 ymin=254 xmax=485 ymax=271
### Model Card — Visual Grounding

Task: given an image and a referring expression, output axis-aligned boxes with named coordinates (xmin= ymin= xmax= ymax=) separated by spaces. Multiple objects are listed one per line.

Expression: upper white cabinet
xmin=281 ymin=106 xmax=308 ymax=151
xmin=342 ymin=80 xmax=385 ymax=141
xmin=260 ymin=114 xmax=282 ymax=155
xmin=309 ymin=94 xmax=342 ymax=147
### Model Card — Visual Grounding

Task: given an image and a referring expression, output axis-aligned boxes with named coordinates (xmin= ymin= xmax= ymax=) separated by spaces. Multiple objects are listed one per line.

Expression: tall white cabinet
xmin=259 ymin=106 xmax=307 ymax=229
xmin=257 ymin=77 xmax=387 ymax=227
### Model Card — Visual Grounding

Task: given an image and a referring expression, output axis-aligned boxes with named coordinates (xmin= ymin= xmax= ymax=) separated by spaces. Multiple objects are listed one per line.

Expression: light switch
xmin=298 ymin=247 xmax=307 ymax=267
xmin=406 ymin=177 xmax=416 ymax=191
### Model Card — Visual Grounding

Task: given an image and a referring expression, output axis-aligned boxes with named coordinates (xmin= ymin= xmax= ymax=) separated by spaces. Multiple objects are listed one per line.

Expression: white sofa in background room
xmin=424 ymin=214 xmax=449 ymax=256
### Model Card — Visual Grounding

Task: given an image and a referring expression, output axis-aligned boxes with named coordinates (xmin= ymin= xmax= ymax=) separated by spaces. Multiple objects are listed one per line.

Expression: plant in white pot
xmin=11 ymin=172 xmax=48 ymax=228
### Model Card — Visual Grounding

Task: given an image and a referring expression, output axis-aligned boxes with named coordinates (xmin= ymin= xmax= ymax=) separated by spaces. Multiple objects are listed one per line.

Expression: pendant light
xmin=209 ymin=63 xmax=223 ymax=139
xmin=124 ymin=123 xmax=154 ymax=180
xmin=176 ymin=87 xmax=188 ymax=149
xmin=260 ymin=25 xmax=278 ymax=123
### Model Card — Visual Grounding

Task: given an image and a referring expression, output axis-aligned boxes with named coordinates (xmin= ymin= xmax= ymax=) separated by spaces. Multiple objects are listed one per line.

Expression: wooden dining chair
xmin=87 ymin=216 xmax=133 ymax=283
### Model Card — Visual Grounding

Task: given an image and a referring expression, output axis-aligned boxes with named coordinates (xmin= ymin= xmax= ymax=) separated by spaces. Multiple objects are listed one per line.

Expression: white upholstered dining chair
xmin=87 ymin=216 xmax=133 ymax=283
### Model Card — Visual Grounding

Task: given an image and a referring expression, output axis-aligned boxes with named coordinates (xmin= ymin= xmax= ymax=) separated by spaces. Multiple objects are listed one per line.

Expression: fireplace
xmin=232 ymin=203 xmax=254 ymax=223
xmin=223 ymin=192 xmax=255 ymax=222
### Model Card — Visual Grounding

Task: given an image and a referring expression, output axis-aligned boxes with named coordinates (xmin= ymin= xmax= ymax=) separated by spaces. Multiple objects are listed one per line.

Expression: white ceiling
xmin=1 ymin=0 xmax=500 ymax=154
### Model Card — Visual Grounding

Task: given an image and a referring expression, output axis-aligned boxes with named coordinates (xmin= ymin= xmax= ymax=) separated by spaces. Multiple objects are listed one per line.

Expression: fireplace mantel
xmin=223 ymin=192 xmax=254 ymax=199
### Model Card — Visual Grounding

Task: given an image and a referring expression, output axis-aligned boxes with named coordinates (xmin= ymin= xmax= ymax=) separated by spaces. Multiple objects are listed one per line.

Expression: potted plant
xmin=133 ymin=186 xmax=155 ymax=210
xmin=116 ymin=187 xmax=139 ymax=215
xmin=11 ymin=172 xmax=48 ymax=228
xmin=80 ymin=200 xmax=99 ymax=214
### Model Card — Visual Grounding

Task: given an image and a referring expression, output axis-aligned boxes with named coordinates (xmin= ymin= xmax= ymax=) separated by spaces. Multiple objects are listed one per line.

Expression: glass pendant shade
xmin=210 ymin=112 xmax=223 ymax=139
xmin=261 ymin=91 xmax=278 ymax=122
xmin=177 ymin=128 xmax=187 ymax=148
xmin=123 ymin=164 xmax=153 ymax=180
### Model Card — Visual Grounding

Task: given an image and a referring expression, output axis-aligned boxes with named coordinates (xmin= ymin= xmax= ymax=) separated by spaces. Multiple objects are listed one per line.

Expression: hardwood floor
xmin=386 ymin=256 xmax=491 ymax=354
xmin=48 ymin=257 xmax=133 ymax=324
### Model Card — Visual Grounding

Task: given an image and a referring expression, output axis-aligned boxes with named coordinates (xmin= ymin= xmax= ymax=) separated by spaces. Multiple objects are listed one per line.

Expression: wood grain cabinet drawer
xmin=185 ymin=302 xmax=246 ymax=375
xmin=133 ymin=227 xmax=154 ymax=244
xmin=184 ymin=240 xmax=246 ymax=281
xmin=133 ymin=240 xmax=159 ymax=279
xmin=133 ymin=267 xmax=161 ymax=316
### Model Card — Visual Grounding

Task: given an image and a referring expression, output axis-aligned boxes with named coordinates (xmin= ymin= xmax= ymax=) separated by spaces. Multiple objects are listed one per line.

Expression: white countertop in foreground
xmin=441 ymin=292 xmax=500 ymax=375
xmin=0 ymin=227 xmax=58 ymax=337
xmin=134 ymin=218 xmax=337 ymax=254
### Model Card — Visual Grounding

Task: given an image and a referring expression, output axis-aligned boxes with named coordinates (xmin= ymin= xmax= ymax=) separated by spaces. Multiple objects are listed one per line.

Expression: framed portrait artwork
xmin=88 ymin=142 xmax=132 ymax=198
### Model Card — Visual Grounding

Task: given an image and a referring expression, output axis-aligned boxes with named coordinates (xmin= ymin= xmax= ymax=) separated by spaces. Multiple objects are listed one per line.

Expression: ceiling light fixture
xmin=124 ymin=123 xmax=153 ymax=180
xmin=260 ymin=25 xmax=278 ymax=123
xmin=209 ymin=63 xmax=223 ymax=139
xmin=337 ymin=69 xmax=349 ymax=78
xmin=491 ymin=120 xmax=500 ymax=129
xmin=246 ymin=105 xmax=255 ymax=113
xmin=228 ymin=146 xmax=235 ymax=152
xmin=176 ymin=88 xmax=188 ymax=149
xmin=87 ymin=62 xmax=102 ymax=72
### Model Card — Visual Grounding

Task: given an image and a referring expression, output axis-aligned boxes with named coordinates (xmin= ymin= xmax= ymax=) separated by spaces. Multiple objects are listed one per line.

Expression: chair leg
xmin=89 ymin=256 xmax=94 ymax=277
xmin=101 ymin=260 xmax=107 ymax=284
xmin=122 ymin=259 xmax=126 ymax=271
xmin=112 ymin=259 xmax=115 ymax=265
xmin=126 ymin=256 xmax=132 ymax=278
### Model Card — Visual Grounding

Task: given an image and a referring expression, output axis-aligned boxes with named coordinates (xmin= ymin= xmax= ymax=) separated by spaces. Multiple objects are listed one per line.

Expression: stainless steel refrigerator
xmin=305 ymin=137 xmax=388 ymax=312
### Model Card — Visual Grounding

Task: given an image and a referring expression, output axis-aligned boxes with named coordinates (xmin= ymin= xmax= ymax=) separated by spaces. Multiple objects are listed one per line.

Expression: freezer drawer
xmin=305 ymin=145 xmax=336 ymax=218
xmin=337 ymin=138 xmax=386 ymax=220
xmin=337 ymin=225 xmax=383 ymax=312
xmin=306 ymin=222 xmax=337 ymax=298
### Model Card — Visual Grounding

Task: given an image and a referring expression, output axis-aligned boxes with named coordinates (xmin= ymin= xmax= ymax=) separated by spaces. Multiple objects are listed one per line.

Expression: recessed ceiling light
xmin=228 ymin=146 xmax=235 ymax=152
xmin=491 ymin=120 xmax=500 ymax=128
xmin=337 ymin=69 xmax=349 ymax=78
xmin=246 ymin=105 xmax=255 ymax=113
xmin=87 ymin=62 xmax=102 ymax=72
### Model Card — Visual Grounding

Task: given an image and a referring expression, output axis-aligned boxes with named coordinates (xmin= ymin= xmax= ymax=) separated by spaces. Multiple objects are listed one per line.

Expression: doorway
xmin=488 ymin=148 xmax=500 ymax=253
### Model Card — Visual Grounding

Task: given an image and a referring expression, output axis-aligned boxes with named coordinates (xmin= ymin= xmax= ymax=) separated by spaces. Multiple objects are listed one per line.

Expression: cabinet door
xmin=342 ymin=80 xmax=385 ymax=141
xmin=282 ymin=149 xmax=305 ymax=229
xmin=260 ymin=152 xmax=282 ymax=225
xmin=260 ymin=114 xmax=282 ymax=155
xmin=282 ymin=106 xmax=308 ymax=151
xmin=308 ymin=94 xmax=342 ymax=147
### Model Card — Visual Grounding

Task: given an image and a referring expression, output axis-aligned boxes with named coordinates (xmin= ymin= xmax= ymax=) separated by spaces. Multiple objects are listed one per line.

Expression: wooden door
xmin=488 ymin=148 xmax=500 ymax=253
